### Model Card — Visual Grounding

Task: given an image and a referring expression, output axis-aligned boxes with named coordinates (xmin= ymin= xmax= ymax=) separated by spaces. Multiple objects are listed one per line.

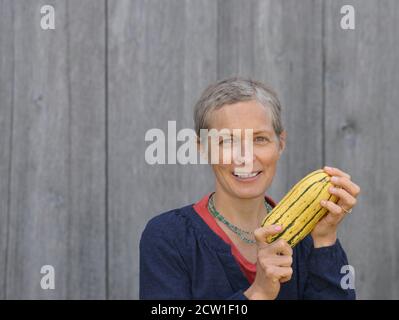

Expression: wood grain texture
xmin=107 ymin=0 xmax=217 ymax=299
xmin=4 ymin=0 xmax=106 ymax=299
xmin=324 ymin=0 xmax=399 ymax=299
xmin=0 ymin=0 xmax=14 ymax=299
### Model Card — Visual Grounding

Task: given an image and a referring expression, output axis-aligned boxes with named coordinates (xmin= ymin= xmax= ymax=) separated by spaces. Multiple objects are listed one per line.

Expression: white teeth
xmin=233 ymin=171 xmax=259 ymax=178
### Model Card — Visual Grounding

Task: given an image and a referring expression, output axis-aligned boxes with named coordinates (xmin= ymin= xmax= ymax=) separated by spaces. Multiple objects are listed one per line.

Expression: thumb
xmin=254 ymin=225 xmax=283 ymax=246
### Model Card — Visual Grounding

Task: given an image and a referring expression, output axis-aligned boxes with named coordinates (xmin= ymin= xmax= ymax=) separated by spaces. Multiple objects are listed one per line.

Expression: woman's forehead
xmin=209 ymin=100 xmax=273 ymax=130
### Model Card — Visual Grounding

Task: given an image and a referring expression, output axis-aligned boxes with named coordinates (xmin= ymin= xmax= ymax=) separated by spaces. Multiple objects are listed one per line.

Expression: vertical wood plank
xmin=324 ymin=0 xmax=399 ymax=299
xmin=65 ymin=0 xmax=107 ymax=300
xmin=107 ymin=0 xmax=217 ymax=299
xmin=179 ymin=0 xmax=218 ymax=206
xmin=0 ymin=0 xmax=14 ymax=299
xmin=6 ymin=0 xmax=106 ymax=299
xmin=217 ymin=0 xmax=324 ymax=203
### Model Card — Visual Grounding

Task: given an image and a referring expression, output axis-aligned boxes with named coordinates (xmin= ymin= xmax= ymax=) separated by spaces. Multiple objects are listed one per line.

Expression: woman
xmin=140 ymin=77 xmax=360 ymax=300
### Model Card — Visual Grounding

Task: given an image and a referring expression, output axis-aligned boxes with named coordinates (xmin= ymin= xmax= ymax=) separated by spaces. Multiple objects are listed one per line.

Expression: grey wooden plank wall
xmin=0 ymin=0 xmax=398 ymax=299
xmin=324 ymin=0 xmax=399 ymax=299
xmin=1 ymin=0 xmax=106 ymax=299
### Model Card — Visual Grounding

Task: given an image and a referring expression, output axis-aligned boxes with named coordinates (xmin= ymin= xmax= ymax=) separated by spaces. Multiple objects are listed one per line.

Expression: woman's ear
xmin=278 ymin=130 xmax=287 ymax=155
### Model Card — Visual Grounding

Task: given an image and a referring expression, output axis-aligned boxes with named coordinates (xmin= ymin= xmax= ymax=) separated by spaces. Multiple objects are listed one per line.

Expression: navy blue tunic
xmin=139 ymin=203 xmax=356 ymax=300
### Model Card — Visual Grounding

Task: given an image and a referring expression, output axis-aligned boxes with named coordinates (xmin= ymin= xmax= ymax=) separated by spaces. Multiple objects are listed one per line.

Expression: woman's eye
xmin=255 ymin=136 xmax=269 ymax=143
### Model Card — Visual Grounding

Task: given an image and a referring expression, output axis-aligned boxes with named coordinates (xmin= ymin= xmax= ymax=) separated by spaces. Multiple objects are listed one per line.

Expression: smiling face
xmin=204 ymin=99 xmax=286 ymax=200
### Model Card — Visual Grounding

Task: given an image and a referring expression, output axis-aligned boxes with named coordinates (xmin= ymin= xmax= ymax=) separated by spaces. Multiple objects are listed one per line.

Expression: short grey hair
xmin=194 ymin=77 xmax=284 ymax=138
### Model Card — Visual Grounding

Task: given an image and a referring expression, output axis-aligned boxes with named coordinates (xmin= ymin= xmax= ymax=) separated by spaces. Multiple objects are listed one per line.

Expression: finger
xmin=264 ymin=265 xmax=293 ymax=283
xmin=280 ymin=270 xmax=294 ymax=283
xmin=330 ymin=176 xmax=361 ymax=197
xmin=268 ymin=238 xmax=293 ymax=256
xmin=275 ymin=267 xmax=293 ymax=283
xmin=328 ymin=186 xmax=357 ymax=208
xmin=279 ymin=267 xmax=293 ymax=283
xmin=254 ymin=225 xmax=283 ymax=246
xmin=323 ymin=166 xmax=351 ymax=180
xmin=266 ymin=254 xmax=293 ymax=267
xmin=321 ymin=211 xmax=344 ymax=226
xmin=320 ymin=200 xmax=346 ymax=221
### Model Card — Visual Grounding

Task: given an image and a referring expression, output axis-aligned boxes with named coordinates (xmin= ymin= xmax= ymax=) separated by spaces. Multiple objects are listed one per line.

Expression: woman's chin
xmin=228 ymin=182 xmax=267 ymax=199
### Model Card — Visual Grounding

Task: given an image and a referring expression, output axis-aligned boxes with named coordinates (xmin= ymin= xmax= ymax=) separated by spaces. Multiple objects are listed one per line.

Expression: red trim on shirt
xmin=193 ymin=193 xmax=276 ymax=284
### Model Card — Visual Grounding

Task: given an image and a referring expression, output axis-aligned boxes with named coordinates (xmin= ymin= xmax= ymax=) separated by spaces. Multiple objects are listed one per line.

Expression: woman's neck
xmin=212 ymin=188 xmax=268 ymax=231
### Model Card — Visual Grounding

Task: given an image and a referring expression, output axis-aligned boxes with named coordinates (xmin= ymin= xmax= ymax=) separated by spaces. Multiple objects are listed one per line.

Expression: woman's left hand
xmin=311 ymin=166 xmax=361 ymax=248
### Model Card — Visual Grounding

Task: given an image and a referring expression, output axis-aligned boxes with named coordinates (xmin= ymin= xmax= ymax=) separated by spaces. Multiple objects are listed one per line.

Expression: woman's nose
xmin=232 ymin=140 xmax=255 ymax=170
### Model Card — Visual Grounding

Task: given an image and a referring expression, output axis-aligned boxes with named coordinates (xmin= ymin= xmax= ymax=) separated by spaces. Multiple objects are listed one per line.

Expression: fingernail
xmin=324 ymin=166 xmax=332 ymax=170
xmin=274 ymin=225 xmax=282 ymax=231
xmin=321 ymin=200 xmax=327 ymax=206
xmin=331 ymin=176 xmax=338 ymax=182
xmin=330 ymin=187 xmax=336 ymax=192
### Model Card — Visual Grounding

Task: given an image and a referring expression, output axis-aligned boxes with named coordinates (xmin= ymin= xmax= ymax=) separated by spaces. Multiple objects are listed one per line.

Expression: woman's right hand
xmin=244 ymin=225 xmax=293 ymax=300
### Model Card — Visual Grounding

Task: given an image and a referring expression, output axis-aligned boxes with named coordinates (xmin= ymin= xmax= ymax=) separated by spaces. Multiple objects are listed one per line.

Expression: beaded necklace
xmin=207 ymin=193 xmax=273 ymax=244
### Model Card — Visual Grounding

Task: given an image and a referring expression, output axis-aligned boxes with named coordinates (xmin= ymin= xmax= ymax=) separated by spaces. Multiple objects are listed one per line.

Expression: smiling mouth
xmin=232 ymin=171 xmax=262 ymax=179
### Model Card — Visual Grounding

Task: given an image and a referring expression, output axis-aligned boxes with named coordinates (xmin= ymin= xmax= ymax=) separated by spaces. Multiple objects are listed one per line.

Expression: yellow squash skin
xmin=261 ymin=169 xmax=339 ymax=247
